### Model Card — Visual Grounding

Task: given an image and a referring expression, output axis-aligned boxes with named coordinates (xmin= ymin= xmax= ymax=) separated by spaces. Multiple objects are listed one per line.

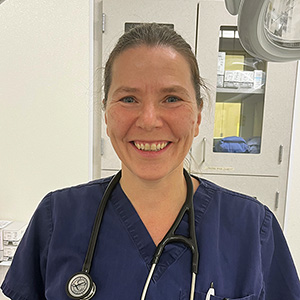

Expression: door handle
xmin=202 ymin=137 xmax=207 ymax=164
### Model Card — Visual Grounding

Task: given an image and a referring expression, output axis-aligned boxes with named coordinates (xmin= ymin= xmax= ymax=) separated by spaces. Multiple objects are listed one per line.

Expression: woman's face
xmin=105 ymin=45 xmax=201 ymax=181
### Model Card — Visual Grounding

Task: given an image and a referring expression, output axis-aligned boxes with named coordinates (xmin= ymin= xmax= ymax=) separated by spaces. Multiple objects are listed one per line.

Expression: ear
xmin=103 ymin=99 xmax=110 ymax=136
xmin=104 ymin=111 xmax=108 ymax=125
xmin=104 ymin=113 xmax=111 ymax=137
xmin=194 ymin=110 xmax=202 ymax=137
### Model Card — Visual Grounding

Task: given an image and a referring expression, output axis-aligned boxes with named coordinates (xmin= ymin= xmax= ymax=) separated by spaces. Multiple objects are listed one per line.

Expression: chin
xmin=124 ymin=164 xmax=183 ymax=182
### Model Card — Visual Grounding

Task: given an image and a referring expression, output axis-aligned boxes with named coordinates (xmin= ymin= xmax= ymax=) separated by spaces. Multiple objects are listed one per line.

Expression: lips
xmin=133 ymin=141 xmax=169 ymax=151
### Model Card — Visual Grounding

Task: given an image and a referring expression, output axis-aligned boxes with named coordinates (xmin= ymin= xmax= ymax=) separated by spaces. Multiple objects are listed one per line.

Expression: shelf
xmin=217 ymin=87 xmax=265 ymax=94
xmin=0 ymin=261 xmax=11 ymax=266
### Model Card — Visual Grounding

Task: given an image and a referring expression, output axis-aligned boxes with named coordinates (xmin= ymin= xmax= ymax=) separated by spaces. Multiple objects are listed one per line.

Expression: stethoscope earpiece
xmin=66 ymin=272 xmax=96 ymax=300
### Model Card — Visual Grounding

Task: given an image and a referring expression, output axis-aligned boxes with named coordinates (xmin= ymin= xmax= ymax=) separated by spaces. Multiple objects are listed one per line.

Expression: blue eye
xmin=121 ymin=96 xmax=135 ymax=103
xmin=166 ymin=96 xmax=181 ymax=103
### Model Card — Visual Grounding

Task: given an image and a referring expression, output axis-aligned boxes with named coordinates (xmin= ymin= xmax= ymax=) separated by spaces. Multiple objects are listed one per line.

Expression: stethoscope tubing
xmin=66 ymin=169 xmax=199 ymax=300
xmin=140 ymin=169 xmax=199 ymax=300
xmin=82 ymin=171 xmax=122 ymax=273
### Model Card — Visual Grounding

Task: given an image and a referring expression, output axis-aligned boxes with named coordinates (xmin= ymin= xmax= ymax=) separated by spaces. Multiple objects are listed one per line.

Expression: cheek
xmin=105 ymin=109 xmax=130 ymax=139
xmin=173 ymin=110 xmax=200 ymax=138
xmin=105 ymin=110 xmax=118 ymax=138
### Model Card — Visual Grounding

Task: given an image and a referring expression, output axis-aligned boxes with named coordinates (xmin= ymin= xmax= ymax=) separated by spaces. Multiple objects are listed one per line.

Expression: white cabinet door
xmin=191 ymin=0 xmax=297 ymax=178
xmin=97 ymin=0 xmax=199 ymax=177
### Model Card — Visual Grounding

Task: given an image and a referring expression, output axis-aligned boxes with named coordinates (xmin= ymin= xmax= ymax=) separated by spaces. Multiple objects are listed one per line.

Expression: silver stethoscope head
xmin=66 ymin=169 xmax=199 ymax=300
xmin=66 ymin=172 xmax=121 ymax=300
xmin=66 ymin=272 xmax=96 ymax=300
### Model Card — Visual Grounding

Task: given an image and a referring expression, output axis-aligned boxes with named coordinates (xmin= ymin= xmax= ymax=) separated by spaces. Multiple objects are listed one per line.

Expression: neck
xmin=120 ymin=166 xmax=187 ymax=211
xmin=119 ymin=165 xmax=193 ymax=245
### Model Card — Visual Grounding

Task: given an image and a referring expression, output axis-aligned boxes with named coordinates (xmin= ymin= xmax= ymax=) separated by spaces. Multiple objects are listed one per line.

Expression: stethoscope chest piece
xmin=66 ymin=272 xmax=96 ymax=300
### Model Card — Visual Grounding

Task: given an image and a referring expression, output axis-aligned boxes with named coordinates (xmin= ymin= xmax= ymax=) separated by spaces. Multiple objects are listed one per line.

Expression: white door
xmin=97 ymin=0 xmax=199 ymax=177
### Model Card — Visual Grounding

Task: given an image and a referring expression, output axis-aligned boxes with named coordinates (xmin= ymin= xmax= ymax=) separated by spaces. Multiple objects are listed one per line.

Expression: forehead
xmin=109 ymin=45 xmax=193 ymax=92
xmin=113 ymin=45 xmax=190 ymax=72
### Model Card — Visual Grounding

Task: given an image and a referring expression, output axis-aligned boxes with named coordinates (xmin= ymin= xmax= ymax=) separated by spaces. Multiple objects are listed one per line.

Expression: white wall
xmin=0 ymin=0 xmax=299 ymax=277
xmin=0 ymin=0 xmax=90 ymax=222
xmin=285 ymin=62 xmax=300 ymax=274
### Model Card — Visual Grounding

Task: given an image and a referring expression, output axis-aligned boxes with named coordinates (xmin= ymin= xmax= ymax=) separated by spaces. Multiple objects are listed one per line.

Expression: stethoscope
xmin=66 ymin=169 xmax=199 ymax=300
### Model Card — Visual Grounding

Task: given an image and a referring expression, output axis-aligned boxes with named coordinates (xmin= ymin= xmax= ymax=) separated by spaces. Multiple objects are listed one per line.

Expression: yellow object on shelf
xmin=225 ymin=55 xmax=244 ymax=71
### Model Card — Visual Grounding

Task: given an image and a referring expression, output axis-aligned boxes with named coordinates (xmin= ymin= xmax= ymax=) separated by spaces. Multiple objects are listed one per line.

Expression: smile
xmin=133 ymin=141 xmax=169 ymax=152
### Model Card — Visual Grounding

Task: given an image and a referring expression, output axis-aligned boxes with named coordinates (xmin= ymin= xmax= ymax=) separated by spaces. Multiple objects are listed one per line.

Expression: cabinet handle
xmin=202 ymin=137 xmax=207 ymax=163
xmin=102 ymin=13 xmax=106 ymax=33
xmin=278 ymin=145 xmax=283 ymax=164
xmin=101 ymin=138 xmax=104 ymax=156
xmin=275 ymin=191 xmax=279 ymax=210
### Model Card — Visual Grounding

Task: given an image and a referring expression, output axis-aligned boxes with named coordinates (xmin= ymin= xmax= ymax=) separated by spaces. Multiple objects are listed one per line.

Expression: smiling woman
xmin=1 ymin=23 xmax=300 ymax=300
xmin=104 ymin=45 xmax=201 ymax=185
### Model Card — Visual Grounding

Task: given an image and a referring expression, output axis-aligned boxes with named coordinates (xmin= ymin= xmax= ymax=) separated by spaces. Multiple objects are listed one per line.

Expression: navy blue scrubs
xmin=1 ymin=175 xmax=300 ymax=300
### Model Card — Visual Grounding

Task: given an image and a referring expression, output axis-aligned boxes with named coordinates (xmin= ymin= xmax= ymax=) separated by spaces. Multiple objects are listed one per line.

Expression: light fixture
xmin=225 ymin=0 xmax=300 ymax=62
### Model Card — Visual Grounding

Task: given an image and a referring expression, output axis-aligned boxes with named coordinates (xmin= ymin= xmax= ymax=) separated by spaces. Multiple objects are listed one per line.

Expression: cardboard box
xmin=3 ymin=221 xmax=27 ymax=243
xmin=254 ymin=70 xmax=266 ymax=89
xmin=0 ymin=220 xmax=12 ymax=251
xmin=3 ymin=245 xmax=17 ymax=259
xmin=217 ymin=52 xmax=226 ymax=75
xmin=217 ymin=75 xmax=224 ymax=88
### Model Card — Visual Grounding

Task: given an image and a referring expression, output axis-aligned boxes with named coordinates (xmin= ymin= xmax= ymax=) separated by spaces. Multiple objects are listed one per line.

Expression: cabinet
xmin=93 ymin=0 xmax=298 ymax=226
xmin=190 ymin=0 xmax=298 ymax=225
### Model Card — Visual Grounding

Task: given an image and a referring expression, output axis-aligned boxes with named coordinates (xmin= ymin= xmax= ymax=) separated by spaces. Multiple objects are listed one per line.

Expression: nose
xmin=135 ymin=102 xmax=163 ymax=131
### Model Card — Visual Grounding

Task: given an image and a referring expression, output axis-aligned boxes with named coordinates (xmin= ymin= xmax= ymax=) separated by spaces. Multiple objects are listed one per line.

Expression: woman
xmin=1 ymin=23 xmax=300 ymax=300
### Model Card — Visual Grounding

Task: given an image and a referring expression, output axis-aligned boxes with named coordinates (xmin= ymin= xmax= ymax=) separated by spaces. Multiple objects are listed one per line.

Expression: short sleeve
xmin=260 ymin=207 xmax=300 ymax=300
xmin=1 ymin=194 xmax=53 ymax=300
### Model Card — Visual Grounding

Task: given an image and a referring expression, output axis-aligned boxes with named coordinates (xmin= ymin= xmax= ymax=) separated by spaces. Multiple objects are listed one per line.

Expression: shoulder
xmin=51 ymin=175 xmax=112 ymax=195
xmin=37 ymin=175 xmax=116 ymax=217
xmin=193 ymin=175 xmax=267 ymax=229
xmin=45 ymin=175 xmax=113 ymax=202
xmin=197 ymin=176 xmax=265 ymax=209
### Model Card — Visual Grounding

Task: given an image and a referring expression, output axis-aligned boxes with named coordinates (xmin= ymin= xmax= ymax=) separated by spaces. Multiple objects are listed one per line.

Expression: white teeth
xmin=134 ymin=142 xmax=168 ymax=151
xmin=151 ymin=144 xmax=157 ymax=151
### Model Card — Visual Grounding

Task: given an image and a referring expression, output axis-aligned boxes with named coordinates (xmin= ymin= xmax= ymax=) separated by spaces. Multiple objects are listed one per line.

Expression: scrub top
xmin=1 ymin=175 xmax=300 ymax=300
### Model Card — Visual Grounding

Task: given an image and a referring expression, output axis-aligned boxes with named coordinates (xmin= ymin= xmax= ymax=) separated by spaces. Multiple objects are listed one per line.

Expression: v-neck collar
xmin=109 ymin=178 xmax=211 ymax=282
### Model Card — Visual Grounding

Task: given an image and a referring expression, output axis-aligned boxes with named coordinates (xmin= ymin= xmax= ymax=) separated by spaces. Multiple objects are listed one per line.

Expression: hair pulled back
xmin=103 ymin=23 xmax=205 ymax=109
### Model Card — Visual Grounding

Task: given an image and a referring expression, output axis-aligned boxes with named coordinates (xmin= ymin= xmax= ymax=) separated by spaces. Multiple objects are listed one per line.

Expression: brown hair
xmin=103 ymin=23 xmax=206 ymax=109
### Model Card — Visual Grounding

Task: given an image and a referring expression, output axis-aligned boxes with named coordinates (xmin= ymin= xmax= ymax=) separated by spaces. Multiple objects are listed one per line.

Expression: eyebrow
xmin=111 ymin=87 xmax=139 ymax=97
xmin=112 ymin=85 xmax=191 ymax=98
xmin=159 ymin=86 xmax=192 ymax=98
